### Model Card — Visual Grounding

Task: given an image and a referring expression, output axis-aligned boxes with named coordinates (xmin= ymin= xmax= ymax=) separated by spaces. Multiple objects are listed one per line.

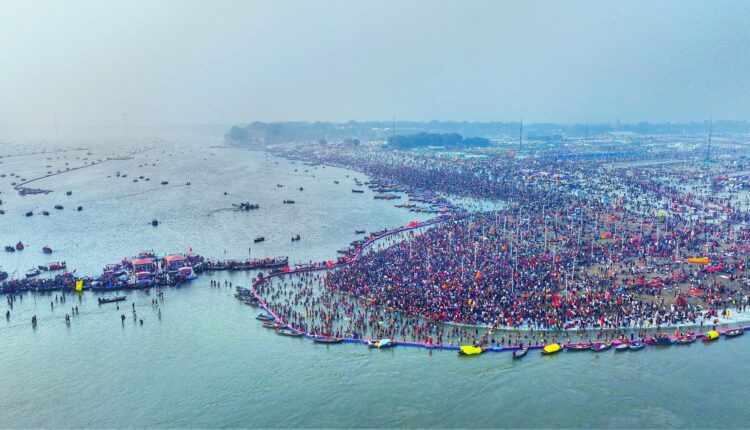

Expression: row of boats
xmin=204 ymin=257 xmax=289 ymax=271
xmin=21 ymin=206 xmax=82 ymax=217
xmin=5 ymin=243 xmax=53 ymax=254
xmin=467 ymin=329 xmax=747 ymax=359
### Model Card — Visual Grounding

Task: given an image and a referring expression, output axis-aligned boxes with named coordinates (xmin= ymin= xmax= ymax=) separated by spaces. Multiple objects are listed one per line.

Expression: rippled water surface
xmin=1 ymin=128 xmax=749 ymax=428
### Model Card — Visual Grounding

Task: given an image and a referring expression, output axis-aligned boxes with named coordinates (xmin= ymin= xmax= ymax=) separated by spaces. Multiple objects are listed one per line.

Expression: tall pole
xmin=706 ymin=118 xmax=713 ymax=161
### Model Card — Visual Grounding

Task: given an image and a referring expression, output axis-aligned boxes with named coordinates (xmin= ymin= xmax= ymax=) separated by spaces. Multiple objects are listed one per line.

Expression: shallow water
xmin=1 ymin=128 xmax=750 ymax=428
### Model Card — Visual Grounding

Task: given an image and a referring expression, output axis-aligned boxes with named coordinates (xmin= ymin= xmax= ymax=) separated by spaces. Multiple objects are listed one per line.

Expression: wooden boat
xmin=675 ymin=335 xmax=696 ymax=345
xmin=5 ymin=246 xmax=15 ymax=252
xmin=645 ymin=336 xmax=673 ymax=346
xmin=724 ymin=328 xmax=745 ymax=338
xmin=355 ymin=230 xmax=366 ymax=234
xmin=25 ymin=268 xmax=40 ymax=278
xmin=283 ymin=200 xmax=295 ymax=204
xmin=256 ymin=314 xmax=275 ymax=322
xmin=98 ymin=296 xmax=126 ymax=304
xmin=54 ymin=205 xmax=64 ymax=210
xmin=43 ymin=246 xmax=53 ymax=254
xmin=590 ymin=342 xmax=612 ymax=352
xmin=151 ymin=219 xmax=159 ymax=226
xmin=261 ymin=321 xmax=279 ymax=329
xmin=253 ymin=236 xmax=265 ymax=243
xmin=628 ymin=341 xmax=645 ymax=350
xmin=312 ymin=337 xmax=343 ymax=344
xmin=512 ymin=347 xmax=529 ymax=359
xmin=276 ymin=328 xmax=302 ymax=337
xmin=16 ymin=242 xmax=24 ymax=251
xmin=614 ymin=343 xmax=630 ymax=351
xmin=352 ymin=189 xmax=364 ymax=193
xmin=47 ymin=262 xmax=66 ymax=270
xmin=565 ymin=342 xmax=590 ymax=352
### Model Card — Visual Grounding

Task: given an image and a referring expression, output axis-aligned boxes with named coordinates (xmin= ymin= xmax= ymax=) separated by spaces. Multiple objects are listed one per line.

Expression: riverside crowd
xmin=255 ymin=144 xmax=750 ymax=345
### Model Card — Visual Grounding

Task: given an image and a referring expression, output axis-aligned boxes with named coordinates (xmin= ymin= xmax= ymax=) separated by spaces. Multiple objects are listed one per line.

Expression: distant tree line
xmin=387 ymin=133 xmax=490 ymax=149
xmin=225 ymin=120 xmax=750 ymax=146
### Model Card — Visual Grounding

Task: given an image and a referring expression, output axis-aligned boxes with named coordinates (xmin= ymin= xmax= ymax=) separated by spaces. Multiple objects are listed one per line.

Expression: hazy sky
xmin=1 ymin=0 xmax=749 ymax=127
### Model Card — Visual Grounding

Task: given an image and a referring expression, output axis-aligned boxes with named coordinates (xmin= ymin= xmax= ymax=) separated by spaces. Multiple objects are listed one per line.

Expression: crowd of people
xmin=256 ymin=144 xmax=750 ymax=346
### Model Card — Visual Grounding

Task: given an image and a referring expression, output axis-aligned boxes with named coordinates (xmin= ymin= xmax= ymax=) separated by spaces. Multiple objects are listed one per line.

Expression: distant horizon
xmin=1 ymin=118 xmax=746 ymax=129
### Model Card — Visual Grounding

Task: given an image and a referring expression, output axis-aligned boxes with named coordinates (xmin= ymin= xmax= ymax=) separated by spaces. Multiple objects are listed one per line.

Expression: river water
xmin=1 ymin=128 xmax=749 ymax=428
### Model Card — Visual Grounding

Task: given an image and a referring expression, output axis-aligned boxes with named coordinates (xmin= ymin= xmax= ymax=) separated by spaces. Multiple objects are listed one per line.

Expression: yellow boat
xmin=541 ymin=343 xmax=562 ymax=355
xmin=702 ymin=330 xmax=719 ymax=342
xmin=458 ymin=345 xmax=483 ymax=356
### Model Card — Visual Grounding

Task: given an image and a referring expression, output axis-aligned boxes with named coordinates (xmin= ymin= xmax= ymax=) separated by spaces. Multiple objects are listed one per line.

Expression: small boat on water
xmin=512 ymin=347 xmax=529 ymax=359
xmin=614 ymin=343 xmax=630 ymax=351
xmin=256 ymin=314 xmax=275 ymax=322
xmin=161 ymin=181 xmax=168 ymax=185
xmin=233 ymin=202 xmax=259 ymax=210
xmin=676 ymin=335 xmax=696 ymax=345
xmin=261 ymin=321 xmax=279 ymax=329
xmin=590 ymin=342 xmax=612 ymax=352
xmin=367 ymin=339 xmax=396 ymax=349
xmin=291 ymin=234 xmax=301 ymax=241
xmin=724 ymin=328 xmax=745 ymax=338
xmin=42 ymin=210 xmax=50 ymax=216
xmin=645 ymin=336 xmax=674 ymax=346
xmin=565 ymin=342 xmax=590 ymax=352
xmin=25 ymin=268 xmax=40 ymax=278
xmin=276 ymin=328 xmax=302 ymax=337
xmin=151 ymin=219 xmax=159 ymax=226
xmin=629 ymin=341 xmax=645 ymax=350
xmin=703 ymin=330 xmax=720 ymax=342
xmin=98 ymin=296 xmax=126 ymax=304
xmin=54 ymin=205 xmax=63 ymax=210
xmin=254 ymin=236 xmax=265 ymax=243
xmin=283 ymin=200 xmax=295 ymax=204
xmin=77 ymin=206 xmax=83 ymax=211
xmin=16 ymin=242 xmax=24 ymax=251
xmin=25 ymin=211 xmax=33 ymax=217
xmin=458 ymin=345 xmax=484 ymax=356
xmin=352 ymin=189 xmax=364 ymax=193
xmin=42 ymin=246 xmax=53 ymax=254
xmin=66 ymin=191 xmax=72 ymax=196
xmin=541 ymin=343 xmax=562 ymax=355
xmin=355 ymin=229 xmax=366 ymax=234
xmin=312 ymin=336 xmax=343 ymax=344
xmin=5 ymin=246 xmax=15 ymax=252
xmin=46 ymin=262 xmax=66 ymax=270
